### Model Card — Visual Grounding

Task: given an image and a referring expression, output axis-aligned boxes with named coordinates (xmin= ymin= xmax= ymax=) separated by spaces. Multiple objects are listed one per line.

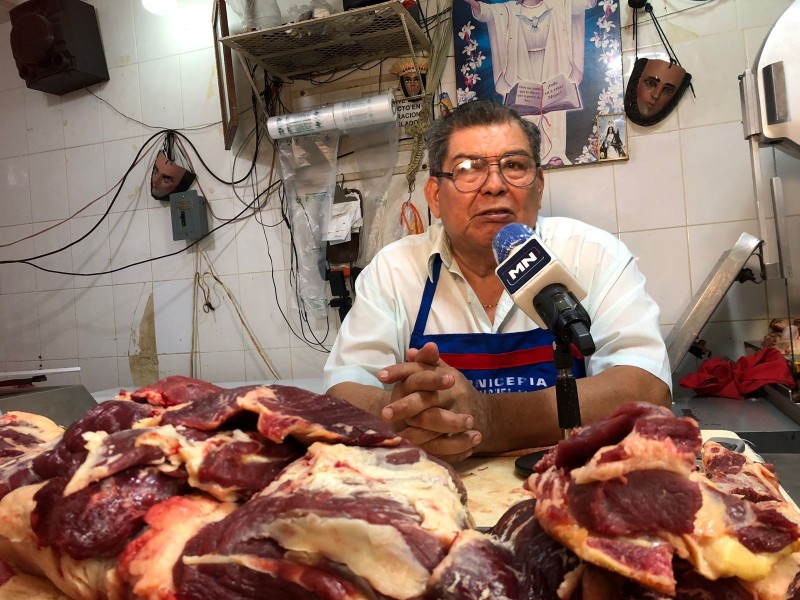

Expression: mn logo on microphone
xmin=496 ymin=237 xmax=551 ymax=294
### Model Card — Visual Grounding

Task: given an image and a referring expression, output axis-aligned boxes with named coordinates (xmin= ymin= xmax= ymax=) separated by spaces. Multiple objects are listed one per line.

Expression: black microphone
xmin=493 ymin=223 xmax=595 ymax=356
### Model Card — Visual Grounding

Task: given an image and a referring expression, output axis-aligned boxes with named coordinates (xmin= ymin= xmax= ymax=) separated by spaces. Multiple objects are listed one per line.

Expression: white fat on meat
xmin=0 ymin=411 xmax=64 ymax=447
xmin=0 ymin=483 xmax=115 ymax=600
xmin=742 ymin=552 xmax=800 ymax=600
xmin=257 ymin=442 xmax=470 ymax=599
xmin=266 ymin=515 xmax=429 ymax=598
xmin=64 ymin=425 xmax=274 ymax=502
xmin=109 ymin=495 xmax=236 ymax=599
xmin=63 ymin=426 xmax=184 ymax=497
xmin=0 ymin=570 xmax=71 ymax=599
xmin=666 ymin=473 xmax=800 ymax=582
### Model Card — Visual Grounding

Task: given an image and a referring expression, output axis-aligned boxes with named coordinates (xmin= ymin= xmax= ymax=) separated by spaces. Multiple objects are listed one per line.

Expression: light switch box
xmin=170 ymin=190 xmax=209 ymax=241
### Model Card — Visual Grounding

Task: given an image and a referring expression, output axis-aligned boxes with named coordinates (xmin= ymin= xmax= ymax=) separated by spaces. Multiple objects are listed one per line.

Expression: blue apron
xmin=409 ymin=255 xmax=586 ymax=394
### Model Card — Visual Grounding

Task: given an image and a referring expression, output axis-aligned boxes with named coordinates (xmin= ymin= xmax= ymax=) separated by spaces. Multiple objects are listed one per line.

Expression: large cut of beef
xmin=529 ymin=402 xmax=800 ymax=599
xmin=0 ymin=378 xmax=469 ymax=599
xmin=2 ymin=378 xmax=800 ymax=599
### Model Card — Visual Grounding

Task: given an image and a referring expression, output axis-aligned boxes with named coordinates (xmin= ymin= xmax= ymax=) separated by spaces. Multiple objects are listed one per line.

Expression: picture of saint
xmin=599 ymin=125 xmax=624 ymax=159
xmin=454 ymin=0 xmax=624 ymax=168
xmin=596 ymin=112 xmax=627 ymax=162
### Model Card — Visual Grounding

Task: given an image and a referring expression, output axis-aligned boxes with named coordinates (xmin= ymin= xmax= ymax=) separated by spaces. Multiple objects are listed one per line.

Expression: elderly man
xmin=323 ymin=100 xmax=671 ymax=463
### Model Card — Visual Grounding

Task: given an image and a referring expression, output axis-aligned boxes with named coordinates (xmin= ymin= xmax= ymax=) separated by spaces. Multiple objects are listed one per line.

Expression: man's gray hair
xmin=425 ymin=100 xmax=542 ymax=175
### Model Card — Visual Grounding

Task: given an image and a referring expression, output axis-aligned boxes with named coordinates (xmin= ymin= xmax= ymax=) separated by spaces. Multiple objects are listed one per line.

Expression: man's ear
xmin=424 ymin=177 xmax=442 ymax=219
xmin=534 ymin=167 xmax=545 ymax=211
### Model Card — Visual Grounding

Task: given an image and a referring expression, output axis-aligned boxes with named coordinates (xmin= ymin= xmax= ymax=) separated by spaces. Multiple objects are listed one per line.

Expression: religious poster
xmin=453 ymin=0 xmax=625 ymax=168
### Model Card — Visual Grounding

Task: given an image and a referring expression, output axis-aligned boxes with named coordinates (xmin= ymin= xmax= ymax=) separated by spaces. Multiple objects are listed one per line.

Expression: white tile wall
xmin=69 ymin=215 xmax=113 ymax=289
xmin=62 ymin=89 xmax=105 ymax=149
xmin=37 ymin=288 xmax=78 ymax=360
xmin=0 ymin=22 xmax=19 ymax=93
xmin=29 ymin=150 xmax=70 ymax=222
xmin=0 ymin=88 xmax=27 ymax=158
xmin=0 ymin=224 xmax=36 ymax=295
xmin=66 ymin=144 xmax=109 ymax=218
xmin=614 ymin=131 xmax=685 ymax=232
xmin=33 ymin=221 xmax=74 ymax=292
xmin=75 ymin=285 xmax=118 ymax=358
xmin=139 ymin=56 xmax=184 ymax=130
xmin=0 ymin=155 xmax=32 ymax=226
xmin=108 ymin=209 xmax=153 ymax=285
xmin=0 ymin=0 xmax=798 ymax=392
xmin=153 ymin=279 xmax=194 ymax=355
xmin=24 ymin=89 xmax=65 ymax=154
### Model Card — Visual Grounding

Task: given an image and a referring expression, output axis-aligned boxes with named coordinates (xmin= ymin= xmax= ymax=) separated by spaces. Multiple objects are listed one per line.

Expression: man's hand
xmin=378 ymin=342 xmax=484 ymax=463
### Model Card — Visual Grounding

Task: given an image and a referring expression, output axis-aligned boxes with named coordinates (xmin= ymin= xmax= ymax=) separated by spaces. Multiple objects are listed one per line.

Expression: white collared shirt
xmin=323 ymin=216 xmax=671 ymax=392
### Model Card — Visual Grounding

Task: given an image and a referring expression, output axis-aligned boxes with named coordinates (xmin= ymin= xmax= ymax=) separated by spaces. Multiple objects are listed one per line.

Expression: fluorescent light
xmin=142 ymin=0 xmax=177 ymax=16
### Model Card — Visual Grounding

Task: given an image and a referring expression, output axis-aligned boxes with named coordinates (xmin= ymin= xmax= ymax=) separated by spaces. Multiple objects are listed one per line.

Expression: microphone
xmin=493 ymin=223 xmax=595 ymax=356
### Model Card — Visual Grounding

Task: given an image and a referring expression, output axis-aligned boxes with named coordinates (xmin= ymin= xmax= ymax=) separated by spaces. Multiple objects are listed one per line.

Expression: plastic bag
xmin=225 ymin=0 xmax=282 ymax=30
xmin=285 ymin=0 xmax=335 ymax=23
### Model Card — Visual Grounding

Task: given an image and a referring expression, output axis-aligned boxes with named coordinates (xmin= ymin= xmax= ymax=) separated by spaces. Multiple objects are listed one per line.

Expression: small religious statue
xmin=389 ymin=56 xmax=429 ymax=98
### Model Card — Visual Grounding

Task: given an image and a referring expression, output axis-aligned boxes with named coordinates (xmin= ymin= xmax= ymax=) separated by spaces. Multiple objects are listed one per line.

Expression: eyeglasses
xmin=433 ymin=154 xmax=540 ymax=193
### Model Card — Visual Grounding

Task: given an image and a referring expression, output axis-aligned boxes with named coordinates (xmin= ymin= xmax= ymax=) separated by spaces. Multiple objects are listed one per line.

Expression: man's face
xmin=151 ymin=151 xmax=188 ymax=199
xmin=636 ymin=59 xmax=686 ymax=118
xmin=424 ymin=122 xmax=544 ymax=254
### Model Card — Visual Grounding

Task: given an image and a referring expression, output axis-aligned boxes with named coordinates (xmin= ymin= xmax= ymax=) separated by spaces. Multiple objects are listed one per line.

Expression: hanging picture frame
xmin=452 ymin=0 xmax=624 ymax=169
xmin=596 ymin=113 xmax=628 ymax=162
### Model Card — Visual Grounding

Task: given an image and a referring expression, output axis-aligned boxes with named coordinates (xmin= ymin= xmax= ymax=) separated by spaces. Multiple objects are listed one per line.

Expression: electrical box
xmin=170 ymin=190 xmax=209 ymax=241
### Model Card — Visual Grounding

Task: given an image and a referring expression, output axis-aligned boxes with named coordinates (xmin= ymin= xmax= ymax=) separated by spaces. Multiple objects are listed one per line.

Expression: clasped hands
xmin=377 ymin=342 xmax=485 ymax=463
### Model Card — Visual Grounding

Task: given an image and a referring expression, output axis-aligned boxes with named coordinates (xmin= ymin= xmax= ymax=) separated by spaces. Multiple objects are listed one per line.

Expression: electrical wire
xmin=306 ymin=60 xmax=383 ymax=85
xmin=84 ymin=88 xmax=223 ymax=131
xmin=622 ymin=0 xmax=716 ymax=31
xmin=0 ymin=136 xmax=162 ymax=249
xmin=198 ymin=250 xmax=282 ymax=378
xmin=11 ymin=180 xmax=282 ymax=276
xmin=0 ymin=129 xmax=169 ymax=265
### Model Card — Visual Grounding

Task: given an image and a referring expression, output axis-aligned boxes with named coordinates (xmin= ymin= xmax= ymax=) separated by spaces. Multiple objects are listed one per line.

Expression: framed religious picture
xmin=596 ymin=113 xmax=627 ymax=162
xmin=453 ymin=0 xmax=624 ymax=169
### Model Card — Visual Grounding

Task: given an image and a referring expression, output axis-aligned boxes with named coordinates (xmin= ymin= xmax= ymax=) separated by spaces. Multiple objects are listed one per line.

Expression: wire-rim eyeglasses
xmin=432 ymin=153 xmax=541 ymax=193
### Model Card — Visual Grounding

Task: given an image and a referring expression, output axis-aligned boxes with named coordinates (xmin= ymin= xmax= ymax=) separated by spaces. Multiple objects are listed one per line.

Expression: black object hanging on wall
xmin=9 ymin=0 xmax=109 ymax=96
xmin=624 ymin=0 xmax=694 ymax=127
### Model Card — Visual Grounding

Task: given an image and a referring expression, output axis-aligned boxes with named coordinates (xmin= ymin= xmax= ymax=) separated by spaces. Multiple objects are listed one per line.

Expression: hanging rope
xmin=630 ymin=1 xmax=696 ymax=98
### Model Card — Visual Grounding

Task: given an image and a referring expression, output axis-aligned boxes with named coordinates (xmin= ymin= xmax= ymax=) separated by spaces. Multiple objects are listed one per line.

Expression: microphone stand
xmin=534 ymin=284 xmax=596 ymax=439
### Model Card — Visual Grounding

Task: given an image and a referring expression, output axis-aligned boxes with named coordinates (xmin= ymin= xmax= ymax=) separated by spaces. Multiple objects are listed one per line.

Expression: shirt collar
xmin=424 ymin=219 xmax=544 ymax=280
xmin=426 ymin=222 xmax=457 ymax=281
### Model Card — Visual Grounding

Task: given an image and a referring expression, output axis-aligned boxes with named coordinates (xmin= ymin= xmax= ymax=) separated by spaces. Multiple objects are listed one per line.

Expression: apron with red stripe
xmin=410 ymin=255 xmax=586 ymax=394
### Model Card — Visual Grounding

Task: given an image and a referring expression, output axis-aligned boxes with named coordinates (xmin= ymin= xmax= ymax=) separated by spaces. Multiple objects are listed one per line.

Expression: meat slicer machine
xmin=667 ymin=1 xmax=800 ymax=453
xmin=0 ymin=368 xmax=98 ymax=427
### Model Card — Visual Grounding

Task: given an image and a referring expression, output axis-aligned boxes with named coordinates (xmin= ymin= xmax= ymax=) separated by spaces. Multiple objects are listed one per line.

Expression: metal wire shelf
xmin=219 ymin=1 xmax=431 ymax=81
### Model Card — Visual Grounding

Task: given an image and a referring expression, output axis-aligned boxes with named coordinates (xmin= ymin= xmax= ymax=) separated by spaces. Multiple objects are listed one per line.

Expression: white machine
xmin=739 ymin=0 xmax=799 ymax=280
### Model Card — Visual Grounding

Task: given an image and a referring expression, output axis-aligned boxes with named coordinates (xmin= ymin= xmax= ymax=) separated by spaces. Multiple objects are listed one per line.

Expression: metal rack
xmin=219 ymin=1 xmax=430 ymax=81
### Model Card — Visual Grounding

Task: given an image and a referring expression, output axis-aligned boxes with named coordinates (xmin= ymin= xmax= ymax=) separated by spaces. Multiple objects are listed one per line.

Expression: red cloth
xmin=679 ymin=348 xmax=795 ymax=400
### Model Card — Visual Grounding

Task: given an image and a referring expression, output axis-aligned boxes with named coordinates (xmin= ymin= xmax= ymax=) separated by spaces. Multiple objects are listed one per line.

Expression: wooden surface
xmin=456 ymin=430 xmax=795 ymax=529
xmin=456 ymin=456 xmax=531 ymax=529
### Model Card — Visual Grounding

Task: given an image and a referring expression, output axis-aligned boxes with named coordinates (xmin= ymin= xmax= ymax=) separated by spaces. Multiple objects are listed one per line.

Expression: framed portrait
xmin=596 ymin=113 xmax=627 ymax=162
xmin=452 ymin=0 xmax=624 ymax=169
xmin=212 ymin=0 xmax=239 ymax=150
